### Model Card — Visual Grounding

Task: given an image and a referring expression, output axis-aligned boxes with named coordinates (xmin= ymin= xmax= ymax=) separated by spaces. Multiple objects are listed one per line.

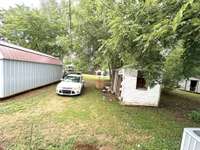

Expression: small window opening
xmin=136 ymin=71 xmax=147 ymax=90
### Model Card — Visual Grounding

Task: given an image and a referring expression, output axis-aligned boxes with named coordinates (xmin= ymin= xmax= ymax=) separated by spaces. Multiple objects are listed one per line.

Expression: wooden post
xmin=185 ymin=80 xmax=187 ymax=90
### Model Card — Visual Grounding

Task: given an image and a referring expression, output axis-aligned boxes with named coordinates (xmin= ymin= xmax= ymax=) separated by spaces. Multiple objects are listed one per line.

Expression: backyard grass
xmin=0 ymin=75 xmax=199 ymax=150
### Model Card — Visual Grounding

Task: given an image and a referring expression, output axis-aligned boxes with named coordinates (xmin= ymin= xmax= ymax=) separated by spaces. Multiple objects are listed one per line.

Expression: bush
xmin=189 ymin=111 xmax=200 ymax=123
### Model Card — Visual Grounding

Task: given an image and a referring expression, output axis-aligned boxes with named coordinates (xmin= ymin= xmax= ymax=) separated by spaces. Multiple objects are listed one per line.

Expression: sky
xmin=0 ymin=0 xmax=41 ymax=9
xmin=0 ymin=0 xmax=79 ymax=9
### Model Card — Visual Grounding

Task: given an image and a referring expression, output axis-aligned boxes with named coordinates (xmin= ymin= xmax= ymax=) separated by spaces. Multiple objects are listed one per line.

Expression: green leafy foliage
xmin=163 ymin=40 xmax=185 ymax=88
xmin=0 ymin=0 xmax=200 ymax=86
xmin=0 ymin=0 xmax=70 ymax=59
xmin=90 ymin=0 xmax=200 ymax=86
xmin=189 ymin=110 xmax=200 ymax=123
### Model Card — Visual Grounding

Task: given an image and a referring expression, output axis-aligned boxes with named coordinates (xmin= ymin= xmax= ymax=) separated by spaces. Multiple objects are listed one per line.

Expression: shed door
xmin=190 ymin=80 xmax=198 ymax=92
xmin=116 ymin=75 xmax=123 ymax=98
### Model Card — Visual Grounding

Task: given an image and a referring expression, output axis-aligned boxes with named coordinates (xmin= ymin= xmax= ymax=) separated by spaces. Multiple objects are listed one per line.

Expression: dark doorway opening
xmin=116 ymin=74 xmax=123 ymax=98
xmin=190 ymin=80 xmax=198 ymax=92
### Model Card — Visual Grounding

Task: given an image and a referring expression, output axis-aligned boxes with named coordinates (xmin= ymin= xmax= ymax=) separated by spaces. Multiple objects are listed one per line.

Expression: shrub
xmin=189 ymin=111 xmax=200 ymax=123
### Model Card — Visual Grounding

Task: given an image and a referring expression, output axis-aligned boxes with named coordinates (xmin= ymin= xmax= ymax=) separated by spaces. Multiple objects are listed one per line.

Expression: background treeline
xmin=0 ymin=0 xmax=199 ymax=87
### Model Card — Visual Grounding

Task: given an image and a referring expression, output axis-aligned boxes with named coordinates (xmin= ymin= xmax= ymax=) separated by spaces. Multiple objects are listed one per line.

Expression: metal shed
xmin=179 ymin=77 xmax=200 ymax=93
xmin=0 ymin=41 xmax=63 ymax=98
xmin=112 ymin=67 xmax=161 ymax=107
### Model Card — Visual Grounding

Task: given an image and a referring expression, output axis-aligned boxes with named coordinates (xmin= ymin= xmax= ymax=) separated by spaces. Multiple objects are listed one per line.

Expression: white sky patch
xmin=0 ymin=0 xmax=79 ymax=9
xmin=0 ymin=0 xmax=41 ymax=9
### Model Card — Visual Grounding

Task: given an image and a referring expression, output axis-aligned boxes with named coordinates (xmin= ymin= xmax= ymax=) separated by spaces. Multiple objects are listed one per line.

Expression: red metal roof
xmin=0 ymin=41 xmax=62 ymax=65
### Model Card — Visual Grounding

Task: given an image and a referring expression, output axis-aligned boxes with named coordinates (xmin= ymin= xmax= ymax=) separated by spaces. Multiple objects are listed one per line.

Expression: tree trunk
xmin=108 ymin=63 xmax=116 ymax=92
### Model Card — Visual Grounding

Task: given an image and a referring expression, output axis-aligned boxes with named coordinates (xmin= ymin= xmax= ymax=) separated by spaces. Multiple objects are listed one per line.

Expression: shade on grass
xmin=0 ymin=75 xmax=199 ymax=150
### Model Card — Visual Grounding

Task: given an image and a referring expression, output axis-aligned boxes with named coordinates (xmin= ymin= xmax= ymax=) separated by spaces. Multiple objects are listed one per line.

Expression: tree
xmin=99 ymin=0 xmax=200 ymax=86
xmin=0 ymin=0 xmax=70 ymax=60
xmin=72 ymin=0 xmax=200 ymax=86
xmin=163 ymin=40 xmax=185 ymax=88
xmin=73 ymin=0 xmax=112 ymax=72
xmin=1 ymin=0 xmax=199 ymax=87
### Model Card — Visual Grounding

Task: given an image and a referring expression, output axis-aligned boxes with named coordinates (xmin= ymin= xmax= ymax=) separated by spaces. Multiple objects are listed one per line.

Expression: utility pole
xmin=68 ymin=0 xmax=73 ymax=63
xmin=68 ymin=0 xmax=72 ymax=36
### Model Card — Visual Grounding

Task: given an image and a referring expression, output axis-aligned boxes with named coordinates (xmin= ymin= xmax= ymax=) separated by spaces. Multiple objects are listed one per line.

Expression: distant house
xmin=112 ymin=67 xmax=161 ymax=107
xmin=95 ymin=69 xmax=109 ymax=76
xmin=179 ymin=77 xmax=200 ymax=93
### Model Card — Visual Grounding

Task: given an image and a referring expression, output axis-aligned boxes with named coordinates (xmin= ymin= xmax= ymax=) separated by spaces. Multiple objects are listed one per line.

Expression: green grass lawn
xmin=0 ymin=75 xmax=199 ymax=150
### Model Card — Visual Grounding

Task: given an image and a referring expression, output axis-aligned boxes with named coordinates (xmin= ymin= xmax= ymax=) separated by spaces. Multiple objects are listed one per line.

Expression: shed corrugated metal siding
xmin=0 ymin=60 xmax=3 ymax=98
xmin=1 ymin=60 xmax=62 ymax=98
xmin=0 ymin=41 xmax=63 ymax=98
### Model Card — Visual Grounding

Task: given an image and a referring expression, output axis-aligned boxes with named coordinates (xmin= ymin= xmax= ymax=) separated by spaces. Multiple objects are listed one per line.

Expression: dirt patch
xmin=74 ymin=143 xmax=98 ymax=150
xmin=0 ymin=84 xmax=57 ymax=103
xmin=102 ymin=92 xmax=117 ymax=102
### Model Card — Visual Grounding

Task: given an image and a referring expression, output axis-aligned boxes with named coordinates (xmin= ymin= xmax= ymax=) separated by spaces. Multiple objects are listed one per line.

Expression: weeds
xmin=189 ymin=110 xmax=200 ymax=123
